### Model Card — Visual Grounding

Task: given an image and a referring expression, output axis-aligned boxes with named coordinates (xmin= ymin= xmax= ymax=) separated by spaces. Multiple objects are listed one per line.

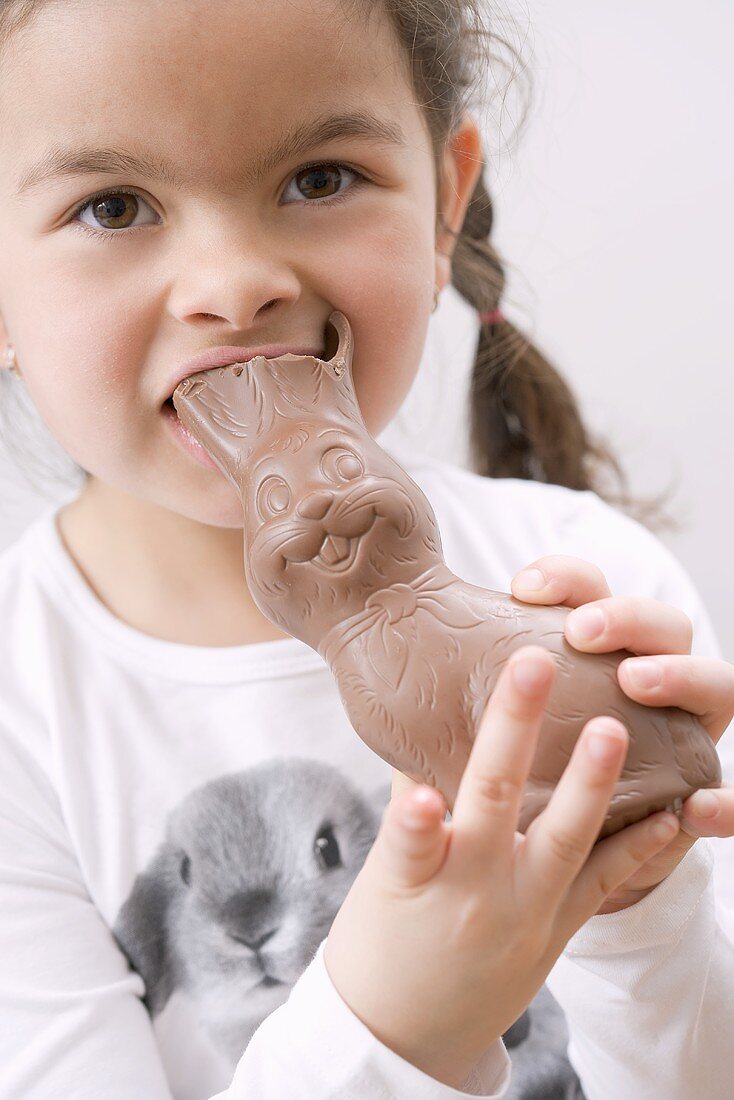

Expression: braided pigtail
xmin=448 ymin=168 xmax=677 ymax=530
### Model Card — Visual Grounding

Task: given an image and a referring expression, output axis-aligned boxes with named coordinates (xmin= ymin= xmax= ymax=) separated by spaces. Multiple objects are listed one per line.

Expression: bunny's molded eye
xmin=257 ymin=475 xmax=291 ymax=521
xmin=180 ymin=853 xmax=192 ymax=886
xmin=321 ymin=446 xmax=364 ymax=484
xmin=314 ymin=824 xmax=342 ymax=870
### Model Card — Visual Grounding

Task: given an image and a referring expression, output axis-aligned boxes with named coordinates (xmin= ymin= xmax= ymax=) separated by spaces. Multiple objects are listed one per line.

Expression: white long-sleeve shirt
xmin=1 ymin=438 xmax=732 ymax=1100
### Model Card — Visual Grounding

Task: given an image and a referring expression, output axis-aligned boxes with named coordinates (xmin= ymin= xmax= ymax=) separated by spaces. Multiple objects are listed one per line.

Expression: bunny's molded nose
xmin=298 ymin=491 xmax=333 ymax=521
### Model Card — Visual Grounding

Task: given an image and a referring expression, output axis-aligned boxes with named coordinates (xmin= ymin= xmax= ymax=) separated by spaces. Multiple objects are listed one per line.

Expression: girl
xmin=0 ymin=1 xmax=732 ymax=1098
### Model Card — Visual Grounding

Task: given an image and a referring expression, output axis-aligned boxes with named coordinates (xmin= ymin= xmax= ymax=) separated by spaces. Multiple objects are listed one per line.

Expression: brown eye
xmin=294 ymin=165 xmax=344 ymax=201
xmin=321 ymin=446 xmax=364 ymax=484
xmin=74 ymin=190 xmax=159 ymax=234
xmin=257 ymin=475 xmax=291 ymax=520
xmin=89 ymin=193 xmax=139 ymax=230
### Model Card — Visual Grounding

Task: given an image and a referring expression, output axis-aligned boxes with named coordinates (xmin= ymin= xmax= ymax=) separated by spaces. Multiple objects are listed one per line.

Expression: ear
xmin=434 ymin=112 xmax=484 ymax=296
xmin=0 ymin=313 xmax=9 ymax=360
xmin=112 ymin=846 xmax=180 ymax=1015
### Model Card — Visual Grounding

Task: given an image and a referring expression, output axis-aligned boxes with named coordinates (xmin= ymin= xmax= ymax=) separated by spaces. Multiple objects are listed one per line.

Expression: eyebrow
xmin=14 ymin=111 xmax=407 ymax=198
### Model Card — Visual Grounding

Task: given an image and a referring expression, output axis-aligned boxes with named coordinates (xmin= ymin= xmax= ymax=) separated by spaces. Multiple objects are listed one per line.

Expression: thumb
xmin=371 ymin=786 xmax=450 ymax=888
xmin=681 ymin=786 xmax=731 ymax=837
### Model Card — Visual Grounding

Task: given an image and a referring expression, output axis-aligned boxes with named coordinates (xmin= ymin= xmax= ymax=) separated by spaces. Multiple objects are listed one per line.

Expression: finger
xmin=681 ymin=785 xmax=734 ymax=837
xmin=511 ymin=555 xmax=612 ymax=608
xmin=520 ymin=717 xmax=629 ymax=908
xmin=565 ymin=596 xmax=693 ymax=655
xmin=369 ymin=786 xmax=449 ymax=889
xmin=391 ymin=768 xmax=422 ymax=801
xmin=451 ymin=646 xmax=556 ymax=863
xmin=617 ymin=655 xmax=734 ymax=741
xmin=560 ymin=811 xmax=680 ymax=927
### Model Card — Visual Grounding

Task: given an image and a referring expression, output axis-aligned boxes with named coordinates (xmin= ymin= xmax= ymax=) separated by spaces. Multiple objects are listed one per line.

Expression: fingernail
xmin=403 ymin=787 xmax=440 ymax=829
xmin=689 ymin=790 xmax=720 ymax=819
xmin=514 ymin=568 xmax=546 ymax=591
xmin=652 ymin=815 xmax=679 ymax=840
xmin=584 ymin=717 xmax=625 ymax=763
xmin=511 ymin=653 xmax=549 ymax=695
xmin=567 ymin=607 xmax=605 ymax=642
xmin=586 ymin=728 xmax=623 ymax=763
xmin=625 ymin=658 xmax=661 ymax=689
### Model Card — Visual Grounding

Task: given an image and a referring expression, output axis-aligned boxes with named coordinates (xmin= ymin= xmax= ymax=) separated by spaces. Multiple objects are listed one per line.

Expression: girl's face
xmin=0 ymin=0 xmax=481 ymax=528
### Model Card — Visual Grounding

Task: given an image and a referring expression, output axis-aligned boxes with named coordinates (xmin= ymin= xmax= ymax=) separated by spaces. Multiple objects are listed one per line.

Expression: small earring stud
xmin=3 ymin=344 xmax=19 ymax=376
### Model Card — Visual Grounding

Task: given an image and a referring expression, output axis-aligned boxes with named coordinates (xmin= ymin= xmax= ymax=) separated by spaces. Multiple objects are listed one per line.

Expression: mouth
xmin=314 ymin=533 xmax=359 ymax=572
xmin=259 ymin=974 xmax=283 ymax=989
xmin=323 ymin=316 xmax=339 ymax=362
xmin=163 ymin=316 xmax=341 ymax=409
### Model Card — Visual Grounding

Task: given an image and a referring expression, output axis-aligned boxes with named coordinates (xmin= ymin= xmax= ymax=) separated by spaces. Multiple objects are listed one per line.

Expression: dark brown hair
xmin=0 ymin=0 xmax=676 ymax=528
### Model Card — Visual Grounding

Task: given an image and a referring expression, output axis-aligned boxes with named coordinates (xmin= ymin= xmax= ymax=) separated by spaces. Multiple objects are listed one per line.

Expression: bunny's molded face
xmin=243 ymin=424 xmax=442 ymax=644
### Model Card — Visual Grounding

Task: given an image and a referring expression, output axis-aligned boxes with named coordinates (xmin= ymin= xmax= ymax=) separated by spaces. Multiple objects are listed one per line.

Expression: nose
xmin=297 ymin=491 xmax=333 ymax=521
xmin=168 ymin=218 xmax=303 ymax=330
xmin=236 ymin=927 xmax=278 ymax=952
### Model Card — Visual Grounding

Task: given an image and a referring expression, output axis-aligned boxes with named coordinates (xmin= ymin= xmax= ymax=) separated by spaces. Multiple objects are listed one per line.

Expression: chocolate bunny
xmin=173 ymin=311 xmax=720 ymax=837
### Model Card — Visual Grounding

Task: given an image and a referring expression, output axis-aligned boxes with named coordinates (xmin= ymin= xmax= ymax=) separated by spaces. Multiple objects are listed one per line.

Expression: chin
xmin=153 ymin=480 xmax=247 ymax=529
xmin=178 ymin=497 xmax=246 ymax=529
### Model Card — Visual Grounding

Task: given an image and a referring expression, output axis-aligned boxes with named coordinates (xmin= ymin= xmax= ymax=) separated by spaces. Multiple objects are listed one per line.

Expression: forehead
xmin=0 ymin=0 xmax=424 ymax=181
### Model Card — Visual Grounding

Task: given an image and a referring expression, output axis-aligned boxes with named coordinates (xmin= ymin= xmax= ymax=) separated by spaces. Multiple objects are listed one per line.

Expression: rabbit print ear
xmin=113 ymin=845 xmax=181 ymax=1015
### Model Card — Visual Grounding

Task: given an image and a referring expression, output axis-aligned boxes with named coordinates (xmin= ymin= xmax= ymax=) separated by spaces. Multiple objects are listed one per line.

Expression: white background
xmin=1 ymin=0 xmax=732 ymax=657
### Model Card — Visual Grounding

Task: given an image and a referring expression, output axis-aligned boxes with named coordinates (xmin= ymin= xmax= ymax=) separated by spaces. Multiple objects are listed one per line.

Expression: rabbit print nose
xmin=236 ymin=928 xmax=278 ymax=952
xmin=297 ymin=491 xmax=333 ymax=521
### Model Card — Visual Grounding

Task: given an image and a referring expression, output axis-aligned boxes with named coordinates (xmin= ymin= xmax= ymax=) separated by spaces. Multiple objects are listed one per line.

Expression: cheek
xmin=353 ymin=336 xmax=424 ymax=436
xmin=10 ymin=285 xmax=154 ymax=458
xmin=20 ymin=355 xmax=136 ymax=473
xmin=337 ymin=209 xmax=434 ymax=435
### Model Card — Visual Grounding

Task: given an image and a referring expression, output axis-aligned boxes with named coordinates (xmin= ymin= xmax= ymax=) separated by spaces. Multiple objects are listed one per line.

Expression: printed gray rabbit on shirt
xmin=113 ymin=755 xmax=584 ymax=1098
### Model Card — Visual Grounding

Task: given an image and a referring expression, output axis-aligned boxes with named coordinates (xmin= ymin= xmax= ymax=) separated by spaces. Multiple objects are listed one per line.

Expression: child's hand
xmin=511 ymin=555 xmax=734 ymax=913
xmin=324 ymin=646 xmax=678 ymax=1090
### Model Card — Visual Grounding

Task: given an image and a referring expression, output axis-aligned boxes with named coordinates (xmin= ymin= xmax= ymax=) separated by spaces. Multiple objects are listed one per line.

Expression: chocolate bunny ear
xmin=322 ymin=310 xmax=354 ymax=379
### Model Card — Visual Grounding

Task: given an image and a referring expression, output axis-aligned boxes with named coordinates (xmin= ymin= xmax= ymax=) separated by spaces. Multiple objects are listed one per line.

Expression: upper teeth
xmin=319 ymin=535 xmax=351 ymax=565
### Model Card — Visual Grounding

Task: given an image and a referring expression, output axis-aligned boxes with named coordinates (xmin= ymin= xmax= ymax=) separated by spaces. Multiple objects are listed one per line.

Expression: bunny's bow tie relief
xmin=173 ymin=311 xmax=720 ymax=838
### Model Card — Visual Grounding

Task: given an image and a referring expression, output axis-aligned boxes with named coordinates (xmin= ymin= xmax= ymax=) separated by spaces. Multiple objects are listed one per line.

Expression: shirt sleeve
xmin=545 ymin=494 xmax=734 ymax=1098
xmin=546 ymin=843 xmax=734 ymax=1100
xmin=213 ymin=940 xmax=511 ymax=1100
xmin=0 ymin=726 xmax=175 ymax=1099
xmin=0 ymin=725 xmax=510 ymax=1100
